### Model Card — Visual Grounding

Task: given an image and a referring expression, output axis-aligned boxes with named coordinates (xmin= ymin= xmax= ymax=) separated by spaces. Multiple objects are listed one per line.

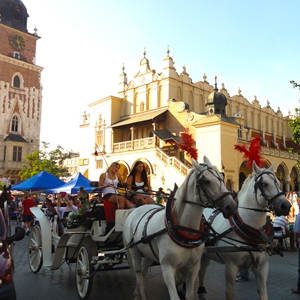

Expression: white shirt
xmin=102 ymin=173 xmax=119 ymax=196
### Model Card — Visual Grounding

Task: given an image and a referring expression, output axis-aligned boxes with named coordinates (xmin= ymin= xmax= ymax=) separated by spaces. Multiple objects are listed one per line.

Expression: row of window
xmin=3 ymin=146 xmax=22 ymax=162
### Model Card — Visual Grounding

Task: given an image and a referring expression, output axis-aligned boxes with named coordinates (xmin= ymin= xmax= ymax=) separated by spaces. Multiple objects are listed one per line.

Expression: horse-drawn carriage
xmin=27 ymin=156 xmax=291 ymax=300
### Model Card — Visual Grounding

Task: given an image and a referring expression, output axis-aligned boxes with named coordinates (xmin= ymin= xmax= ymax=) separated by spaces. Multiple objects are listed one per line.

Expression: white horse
xmin=123 ymin=157 xmax=237 ymax=300
xmin=198 ymin=163 xmax=291 ymax=300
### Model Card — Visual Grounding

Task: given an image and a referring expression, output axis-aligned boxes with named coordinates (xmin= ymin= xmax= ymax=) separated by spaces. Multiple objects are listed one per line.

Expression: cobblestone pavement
xmin=13 ymin=233 xmax=300 ymax=300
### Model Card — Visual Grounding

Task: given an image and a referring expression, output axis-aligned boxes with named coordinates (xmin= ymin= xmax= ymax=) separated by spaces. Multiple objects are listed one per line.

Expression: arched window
xmin=13 ymin=75 xmax=21 ymax=88
xmin=11 ymin=116 xmax=18 ymax=132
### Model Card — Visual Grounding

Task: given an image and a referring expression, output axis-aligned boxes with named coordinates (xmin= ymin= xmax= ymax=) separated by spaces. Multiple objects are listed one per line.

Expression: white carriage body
xmin=30 ymin=206 xmax=133 ymax=269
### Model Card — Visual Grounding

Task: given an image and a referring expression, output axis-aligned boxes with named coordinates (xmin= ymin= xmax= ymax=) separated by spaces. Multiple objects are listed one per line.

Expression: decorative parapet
xmin=113 ymin=137 xmax=155 ymax=152
xmin=261 ymin=146 xmax=299 ymax=160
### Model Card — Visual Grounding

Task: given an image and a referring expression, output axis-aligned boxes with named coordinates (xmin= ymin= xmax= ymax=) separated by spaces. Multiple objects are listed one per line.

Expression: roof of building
xmin=4 ymin=133 xmax=28 ymax=143
xmin=111 ymin=108 xmax=168 ymax=128
xmin=0 ymin=0 xmax=28 ymax=32
xmin=153 ymin=129 xmax=180 ymax=143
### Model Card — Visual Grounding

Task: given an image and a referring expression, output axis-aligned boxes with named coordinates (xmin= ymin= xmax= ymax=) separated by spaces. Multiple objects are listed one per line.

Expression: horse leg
xmin=185 ymin=260 xmax=201 ymax=300
xmin=161 ymin=264 xmax=181 ymax=300
xmin=225 ymin=263 xmax=239 ymax=300
xmin=128 ymin=248 xmax=147 ymax=300
xmin=198 ymin=255 xmax=210 ymax=300
xmin=253 ymin=259 xmax=269 ymax=300
xmin=142 ymin=257 xmax=153 ymax=277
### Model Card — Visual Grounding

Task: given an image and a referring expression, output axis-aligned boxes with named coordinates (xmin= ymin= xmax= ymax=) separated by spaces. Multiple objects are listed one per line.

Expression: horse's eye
xmin=201 ymin=179 xmax=210 ymax=185
xmin=262 ymin=182 xmax=268 ymax=187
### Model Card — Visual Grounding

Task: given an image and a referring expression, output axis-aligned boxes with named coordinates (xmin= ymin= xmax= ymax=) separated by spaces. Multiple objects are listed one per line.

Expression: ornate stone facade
xmin=0 ymin=1 xmax=42 ymax=183
xmin=78 ymin=51 xmax=299 ymax=192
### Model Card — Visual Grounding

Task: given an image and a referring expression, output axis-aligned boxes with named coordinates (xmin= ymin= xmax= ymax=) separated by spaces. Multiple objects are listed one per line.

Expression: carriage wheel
xmin=76 ymin=239 xmax=97 ymax=299
xmin=28 ymin=225 xmax=43 ymax=273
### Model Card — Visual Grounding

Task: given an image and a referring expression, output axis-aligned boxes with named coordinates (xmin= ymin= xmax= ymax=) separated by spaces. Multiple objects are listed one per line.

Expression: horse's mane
xmin=239 ymin=173 xmax=255 ymax=195
xmin=174 ymin=168 xmax=196 ymax=212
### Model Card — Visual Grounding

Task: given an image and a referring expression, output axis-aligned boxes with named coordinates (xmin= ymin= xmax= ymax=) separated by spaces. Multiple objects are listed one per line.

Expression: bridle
xmin=183 ymin=165 xmax=232 ymax=209
xmin=239 ymin=170 xmax=285 ymax=213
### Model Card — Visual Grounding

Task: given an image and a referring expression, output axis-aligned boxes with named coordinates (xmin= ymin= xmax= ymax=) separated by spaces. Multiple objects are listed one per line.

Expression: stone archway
xmin=238 ymin=161 xmax=251 ymax=190
xmin=290 ymin=166 xmax=300 ymax=192
xmin=117 ymin=161 xmax=130 ymax=183
xmin=131 ymin=158 xmax=154 ymax=175
xmin=276 ymin=163 xmax=288 ymax=193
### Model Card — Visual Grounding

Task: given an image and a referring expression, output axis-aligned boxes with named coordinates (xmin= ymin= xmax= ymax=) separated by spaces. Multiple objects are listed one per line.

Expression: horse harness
xmin=126 ymin=165 xmax=233 ymax=256
xmin=126 ymin=185 xmax=211 ymax=259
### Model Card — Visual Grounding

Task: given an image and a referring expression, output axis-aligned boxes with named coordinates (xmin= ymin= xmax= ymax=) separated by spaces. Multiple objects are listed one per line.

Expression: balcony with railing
xmin=113 ymin=137 xmax=156 ymax=153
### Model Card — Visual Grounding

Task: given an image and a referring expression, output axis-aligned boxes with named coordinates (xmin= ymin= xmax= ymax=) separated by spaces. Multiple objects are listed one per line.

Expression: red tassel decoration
xmin=178 ymin=130 xmax=198 ymax=160
xmin=234 ymin=137 xmax=264 ymax=169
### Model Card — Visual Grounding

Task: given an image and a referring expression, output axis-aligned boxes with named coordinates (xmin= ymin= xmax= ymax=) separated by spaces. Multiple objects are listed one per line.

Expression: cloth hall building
xmin=78 ymin=51 xmax=299 ymax=193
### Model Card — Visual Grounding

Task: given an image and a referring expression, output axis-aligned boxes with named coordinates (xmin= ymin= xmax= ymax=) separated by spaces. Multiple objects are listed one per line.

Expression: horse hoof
xmin=198 ymin=286 xmax=207 ymax=294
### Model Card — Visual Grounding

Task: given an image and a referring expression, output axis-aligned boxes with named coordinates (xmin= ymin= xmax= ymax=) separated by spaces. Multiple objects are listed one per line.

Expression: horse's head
xmin=252 ymin=162 xmax=291 ymax=216
xmin=191 ymin=156 xmax=237 ymax=218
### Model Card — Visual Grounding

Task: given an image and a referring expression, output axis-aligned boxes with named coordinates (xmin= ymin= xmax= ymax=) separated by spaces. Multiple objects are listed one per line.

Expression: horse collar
xmin=165 ymin=192 xmax=208 ymax=248
xmin=229 ymin=213 xmax=273 ymax=246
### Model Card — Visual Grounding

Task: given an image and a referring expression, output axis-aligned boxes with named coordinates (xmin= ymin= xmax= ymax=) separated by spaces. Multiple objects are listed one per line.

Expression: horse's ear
xmin=252 ymin=161 xmax=260 ymax=174
xmin=192 ymin=159 xmax=201 ymax=170
xmin=268 ymin=165 xmax=274 ymax=173
xmin=203 ymin=155 xmax=213 ymax=167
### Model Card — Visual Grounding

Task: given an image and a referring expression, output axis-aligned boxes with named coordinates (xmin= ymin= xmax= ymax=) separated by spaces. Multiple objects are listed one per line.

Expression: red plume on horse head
xmin=178 ymin=129 xmax=198 ymax=160
xmin=234 ymin=136 xmax=264 ymax=169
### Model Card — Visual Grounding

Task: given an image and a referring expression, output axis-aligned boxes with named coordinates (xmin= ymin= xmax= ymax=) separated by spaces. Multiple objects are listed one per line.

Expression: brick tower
xmin=0 ymin=0 xmax=43 ymax=183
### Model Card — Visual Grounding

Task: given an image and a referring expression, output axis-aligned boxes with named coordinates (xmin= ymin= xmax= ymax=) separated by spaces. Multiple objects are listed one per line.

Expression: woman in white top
xmin=99 ymin=162 xmax=134 ymax=209
xmin=126 ymin=161 xmax=155 ymax=206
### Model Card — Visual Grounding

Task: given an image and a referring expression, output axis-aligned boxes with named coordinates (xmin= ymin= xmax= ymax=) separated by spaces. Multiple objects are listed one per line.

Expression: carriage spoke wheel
xmin=76 ymin=240 xmax=96 ymax=300
xmin=28 ymin=225 xmax=43 ymax=273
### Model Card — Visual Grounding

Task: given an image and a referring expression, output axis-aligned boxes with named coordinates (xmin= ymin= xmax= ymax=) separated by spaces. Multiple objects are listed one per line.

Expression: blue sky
xmin=23 ymin=0 xmax=300 ymax=150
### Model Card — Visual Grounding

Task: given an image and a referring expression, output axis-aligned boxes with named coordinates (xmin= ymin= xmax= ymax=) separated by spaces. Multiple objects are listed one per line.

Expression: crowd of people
xmin=2 ymin=161 xmax=162 ymax=235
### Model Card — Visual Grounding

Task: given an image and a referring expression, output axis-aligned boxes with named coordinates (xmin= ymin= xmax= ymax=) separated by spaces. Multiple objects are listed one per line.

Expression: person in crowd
xmin=56 ymin=193 xmax=78 ymax=219
xmin=292 ymin=213 xmax=300 ymax=293
xmin=287 ymin=192 xmax=298 ymax=249
xmin=99 ymin=162 xmax=134 ymax=209
xmin=77 ymin=187 xmax=90 ymax=213
xmin=21 ymin=192 xmax=37 ymax=234
xmin=0 ymin=185 xmax=12 ymax=211
xmin=273 ymin=214 xmax=289 ymax=249
xmin=126 ymin=161 xmax=155 ymax=206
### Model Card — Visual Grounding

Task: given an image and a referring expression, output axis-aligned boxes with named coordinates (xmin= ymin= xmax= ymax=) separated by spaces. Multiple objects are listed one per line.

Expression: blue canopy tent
xmin=48 ymin=172 xmax=94 ymax=194
xmin=11 ymin=171 xmax=65 ymax=191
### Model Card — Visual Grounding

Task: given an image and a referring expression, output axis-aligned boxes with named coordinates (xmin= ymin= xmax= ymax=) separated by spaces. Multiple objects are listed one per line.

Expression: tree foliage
xmin=19 ymin=142 xmax=78 ymax=180
xmin=289 ymin=81 xmax=300 ymax=167
xmin=289 ymin=80 xmax=300 ymax=144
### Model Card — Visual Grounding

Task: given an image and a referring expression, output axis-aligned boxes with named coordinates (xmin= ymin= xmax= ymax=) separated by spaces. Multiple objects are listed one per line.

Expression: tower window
xmin=13 ymin=52 xmax=21 ymax=60
xmin=13 ymin=75 xmax=21 ymax=88
xmin=11 ymin=116 xmax=19 ymax=132
xmin=13 ymin=146 xmax=22 ymax=162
